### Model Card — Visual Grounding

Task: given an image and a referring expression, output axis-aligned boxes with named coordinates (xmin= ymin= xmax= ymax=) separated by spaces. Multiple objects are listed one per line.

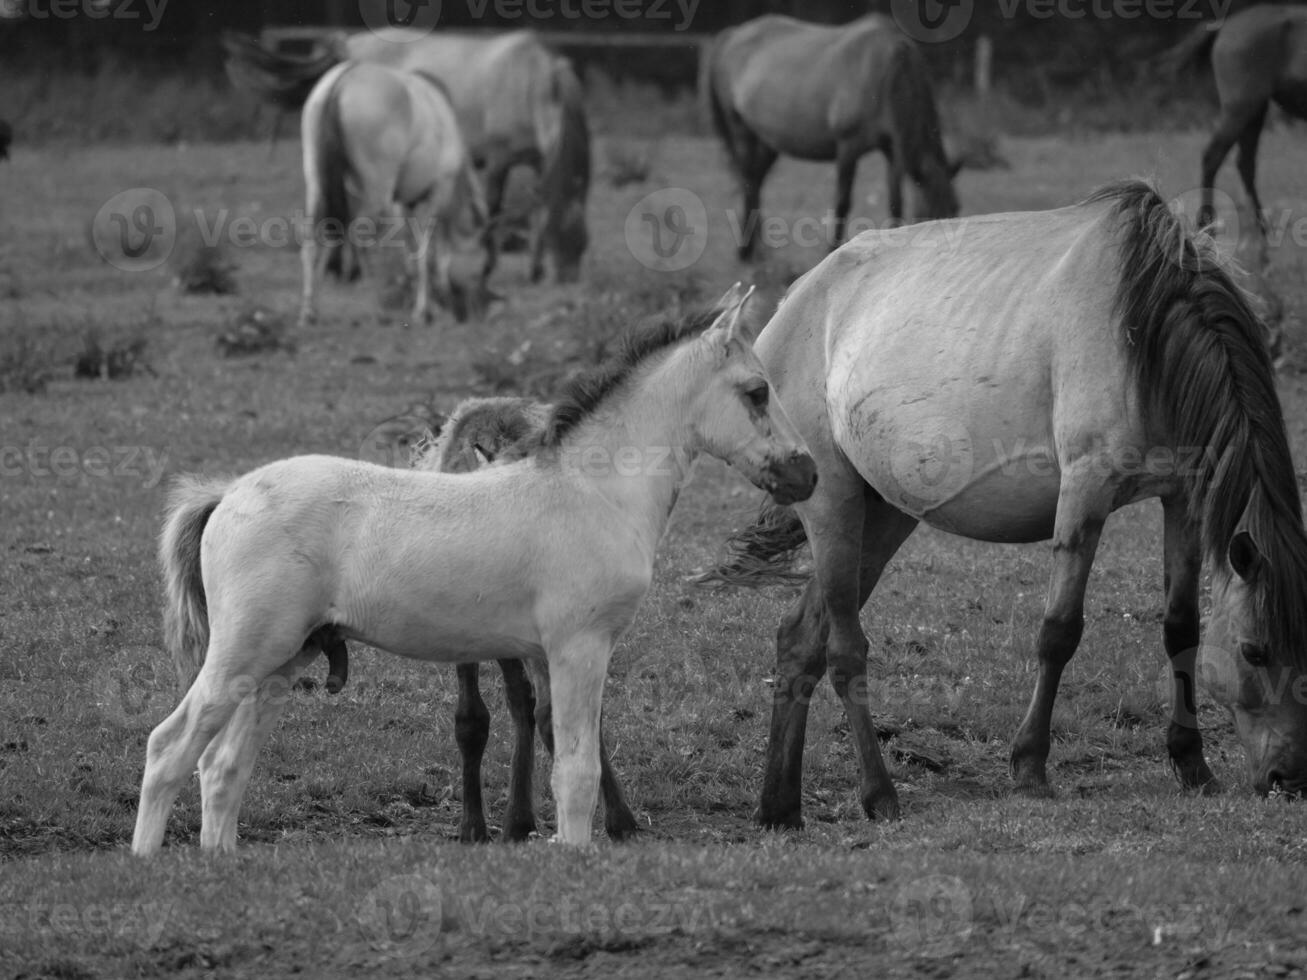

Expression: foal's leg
xmin=197 ymin=654 xmax=314 ymax=851
xmin=498 ymin=658 xmax=539 ymax=841
xmin=546 ymin=632 xmax=613 ymax=844
xmin=534 ymin=681 xmax=640 ymax=840
xmin=479 ymin=156 xmax=510 ymax=286
xmin=454 ymin=663 xmax=492 ymax=843
xmin=1161 ymin=495 xmax=1218 ymax=790
xmin=1009 ymin=466 xmax=1115 ymax=793
xmin=758 ymin=482 xmax=916 ymax=829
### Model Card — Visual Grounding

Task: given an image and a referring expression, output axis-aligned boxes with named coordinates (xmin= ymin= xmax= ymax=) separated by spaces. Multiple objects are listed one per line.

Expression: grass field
xmin=3 ymin=123 xmax=1307 ymax=978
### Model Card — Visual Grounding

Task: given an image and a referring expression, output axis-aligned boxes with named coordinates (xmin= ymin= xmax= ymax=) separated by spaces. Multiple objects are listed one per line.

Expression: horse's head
xmin=915 ymin=154 xmax=961 ymax=222
xmin=688 ymin=284 xmax=816 ymax=505
xmin=1203 ymin=520 xmax=1307 ymax=796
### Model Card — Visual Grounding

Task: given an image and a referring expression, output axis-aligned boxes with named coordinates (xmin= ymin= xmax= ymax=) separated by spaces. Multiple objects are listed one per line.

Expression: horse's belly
xmin=839 ymin=401 xmax=1061 ymax=544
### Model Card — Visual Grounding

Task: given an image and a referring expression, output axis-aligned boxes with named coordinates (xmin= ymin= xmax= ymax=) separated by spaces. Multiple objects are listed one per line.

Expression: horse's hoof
xmin=605 ymin=813 xmax=642 ymax=842
xmin=459 ymin=823 xmax=491 ymax=844
xmin=754 ymin=804 xmax=803 ymax=830
xmin=1012 ymin=781 xmax=1056 ymax=800
xmin=501 ymin=819 xmax=538 ymax=843
xmin=863 ymin=787 xmax=901 ymax=821
xmin=737 ymin=246 xmax=756 ymax=263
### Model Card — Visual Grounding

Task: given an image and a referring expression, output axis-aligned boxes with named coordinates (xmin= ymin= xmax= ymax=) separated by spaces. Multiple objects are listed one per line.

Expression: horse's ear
xmin=1229 ymin=529 xmax=1264 ymax=582
xmin=707 ymin=282 xmax=756 ymax=345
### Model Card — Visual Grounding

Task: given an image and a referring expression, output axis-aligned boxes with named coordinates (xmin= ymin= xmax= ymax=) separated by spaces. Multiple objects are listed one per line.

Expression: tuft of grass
xmin=214 ymin=307 xmax=295 ymax=357
xmin=605 ymin=140 xmax=654 ymax=188
xmin=171 ymin=230 xmax=238 ymax=297
xmin=71 ymin=331 xmax=154 ymax=381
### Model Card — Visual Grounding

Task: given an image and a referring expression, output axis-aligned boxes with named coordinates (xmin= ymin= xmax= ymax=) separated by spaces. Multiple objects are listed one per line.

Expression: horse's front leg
xmin=831 ymin=140 xmax=861 ymax=248
xmin=479 ymin=156 xmax=510 ymax=286
xmin=1161 ymin=494 xmax=1218 ymax=791
xmin=454 ymin=663 xmax=492 ymax=843
xmin=545 ymin=632 xmax=613 ymax=845
xmin=1009 ymin=464 xmax=1115 ymax=793
xmin=406 ymin=204 xmax=436 ymax=325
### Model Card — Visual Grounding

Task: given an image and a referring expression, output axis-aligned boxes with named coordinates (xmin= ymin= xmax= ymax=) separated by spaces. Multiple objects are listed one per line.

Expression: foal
xmin=132 ymin=284 xmax=816 ymax=852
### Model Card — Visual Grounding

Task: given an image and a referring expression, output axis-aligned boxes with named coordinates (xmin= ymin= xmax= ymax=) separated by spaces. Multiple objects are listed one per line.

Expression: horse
xmin=705 ymin=181 xmax=1307 ymax=828
xmin=130 ymin=284 xmax=818 ymax=854
xmin=224 ymin=29 xmax=590 ymax=284
xmin=703 ymin=13 xmax=961 ymax=261
xmin=298 ymin=61 xmax=487 ymax=328
xmin=1164 ymin=5 xmax=1307 ymax=234
xmin=318 ymin=395 xmax=640 ymax=842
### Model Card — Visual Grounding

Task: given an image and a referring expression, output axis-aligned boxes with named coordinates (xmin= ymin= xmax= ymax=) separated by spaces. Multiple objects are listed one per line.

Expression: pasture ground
xmin=2 ymin=127 xmax=1307 ymax=978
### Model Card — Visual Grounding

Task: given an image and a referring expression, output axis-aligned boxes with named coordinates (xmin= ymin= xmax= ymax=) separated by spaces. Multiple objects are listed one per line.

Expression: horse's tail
xmin=159 ymin=476 xmax=231 ymax=690
xmin=1158 ymin=20 xmax=1219 ymax=77
xmin=693 ymin=499 xmax=811 ymax=589
xmin=310 ymin=64 xmax=357 ymax=280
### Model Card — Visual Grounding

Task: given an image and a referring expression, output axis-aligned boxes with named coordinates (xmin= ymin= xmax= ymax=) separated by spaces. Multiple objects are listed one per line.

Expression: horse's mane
xmin=543 ymin=307 xmax=719 ymax=446
xmin=1092 ymin=178 xmax=1307 ymax=664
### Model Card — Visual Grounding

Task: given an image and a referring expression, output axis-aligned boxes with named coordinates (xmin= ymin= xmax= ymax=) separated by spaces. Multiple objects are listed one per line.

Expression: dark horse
xmin=709 ymin=181 xmax=1307 ymax=827
xmin=1166 ymin=5 xmax=1307 ymax=233
xmin=311 ymin=397 xmax=639 ymax=843
xmin=703 ymin=14 xmax=961 ymax=261
xmin=223 ymin=29 xmax=590 ymax=283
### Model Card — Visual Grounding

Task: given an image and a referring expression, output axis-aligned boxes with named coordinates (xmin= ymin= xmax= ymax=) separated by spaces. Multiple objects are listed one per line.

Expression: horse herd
xmin=130 ymin=10 xmax=1307 ymax=853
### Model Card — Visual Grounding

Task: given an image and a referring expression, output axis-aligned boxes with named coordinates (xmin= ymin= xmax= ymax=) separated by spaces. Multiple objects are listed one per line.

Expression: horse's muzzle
xmin=765 ymin=451 xmax=818 ymax=505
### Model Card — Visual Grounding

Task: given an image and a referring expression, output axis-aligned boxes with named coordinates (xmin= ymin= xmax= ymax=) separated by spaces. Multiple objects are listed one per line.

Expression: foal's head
xmin=683 ymin=284 xmax=817 ymax=505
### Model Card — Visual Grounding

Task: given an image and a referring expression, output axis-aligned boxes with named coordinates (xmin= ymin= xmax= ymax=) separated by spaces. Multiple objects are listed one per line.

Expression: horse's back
xmin=759 ymin=200 xmax=1144 ymax=540
xmin=713 ymin=14 xmax=909 ymax=158
xmin=1211 ymin=5 xmax=1307 ymax=106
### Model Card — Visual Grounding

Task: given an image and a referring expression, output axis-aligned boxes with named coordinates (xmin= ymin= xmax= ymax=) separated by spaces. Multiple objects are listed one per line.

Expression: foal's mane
xmin=543 ymin=307 xmax=720 ymax=446
xmin=1093 ymin=179 xmax=1307 ymax=663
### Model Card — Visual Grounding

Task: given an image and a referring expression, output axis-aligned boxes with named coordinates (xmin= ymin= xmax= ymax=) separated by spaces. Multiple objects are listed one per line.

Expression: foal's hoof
xmin=501 ymin=818 xmax=539 ymax=843
xmin=1012 ymin=780 xmax=1056 ymax=800
xmin=325 ymin=673 xmax=345 ymax=695
xmin=1170 ymin=756 xmax=1219 ymax=792
xmin=863 ymin=786 xmax=901 ymax=822
xmin=458 ymin=820 xmax=491 ymax=844
xmin=754 ymin=803 xmax=804 ymax=831
xmin=605 ymin=811 xmax=642 ymax=842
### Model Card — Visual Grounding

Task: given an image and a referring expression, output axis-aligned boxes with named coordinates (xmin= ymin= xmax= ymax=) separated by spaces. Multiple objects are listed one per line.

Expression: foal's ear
xmin=706 ymin=282 xmax=756 ymax=346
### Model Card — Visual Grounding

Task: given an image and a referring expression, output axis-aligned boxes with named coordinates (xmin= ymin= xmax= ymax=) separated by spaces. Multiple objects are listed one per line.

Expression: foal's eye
xmin=743 ymin=383 xmax=769 ymax=411
xmin=1240 ymin=642 xmax=1270 ymax=668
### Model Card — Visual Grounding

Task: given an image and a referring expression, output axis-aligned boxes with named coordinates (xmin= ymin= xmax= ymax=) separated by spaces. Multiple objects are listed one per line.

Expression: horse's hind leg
xmin=1234 ymin=104 xmax=1269 ymax=233
xmin=1200 ymin=101 xmax=1264 ymax=229
xmin=1009 ymin=468 xmax=1115 ymax=793
xmin=197 ymin=655 xmax=313 ymax=851
xmin=499 ymin=658 xmax=539 ymax=842
xmin=479 ymin=157 xmax=510 ymax=286
xmin=1161 ymin=495 xmax=1218 ymax=791
xmin=132 ymin=664 xmax=245 ymax=855
xmin=758 ymin=486 xmax=916 ymax=829
xmin=454 ymin=663 xmax=491 ymax=843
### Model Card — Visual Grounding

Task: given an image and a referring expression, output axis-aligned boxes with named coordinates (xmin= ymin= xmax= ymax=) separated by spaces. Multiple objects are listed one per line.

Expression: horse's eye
xmin=744 ymin=383 xmax=769 ymax=411
xmin=1240 ymin=642 xmax=1270 ymax=668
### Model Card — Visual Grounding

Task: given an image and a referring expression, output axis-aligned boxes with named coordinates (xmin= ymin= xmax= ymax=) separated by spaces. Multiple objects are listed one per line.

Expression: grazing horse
xmin=709 ymin=181 xmax=1307 ymax=828
xmin=130 ymin=285 xmax=817 ymax=854
xmin=298 ymin=61 xmax=487 ymax=327
xmin=320 ymin=396 xmax=640 ymax=842
xmin=1165 ymin=5 xmax=1307 ymax=233
xmin=224 ymin=29 xmax=589 ymax=284
xmin=704 ymin=14 xmax=960 ymax=261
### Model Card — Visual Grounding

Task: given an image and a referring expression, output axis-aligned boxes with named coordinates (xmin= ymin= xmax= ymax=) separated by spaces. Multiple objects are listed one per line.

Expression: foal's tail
xmin=693 ymin=499 xmax=811 ymax=589
xmin=159 ymin=476 xmax=231 ymax=690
